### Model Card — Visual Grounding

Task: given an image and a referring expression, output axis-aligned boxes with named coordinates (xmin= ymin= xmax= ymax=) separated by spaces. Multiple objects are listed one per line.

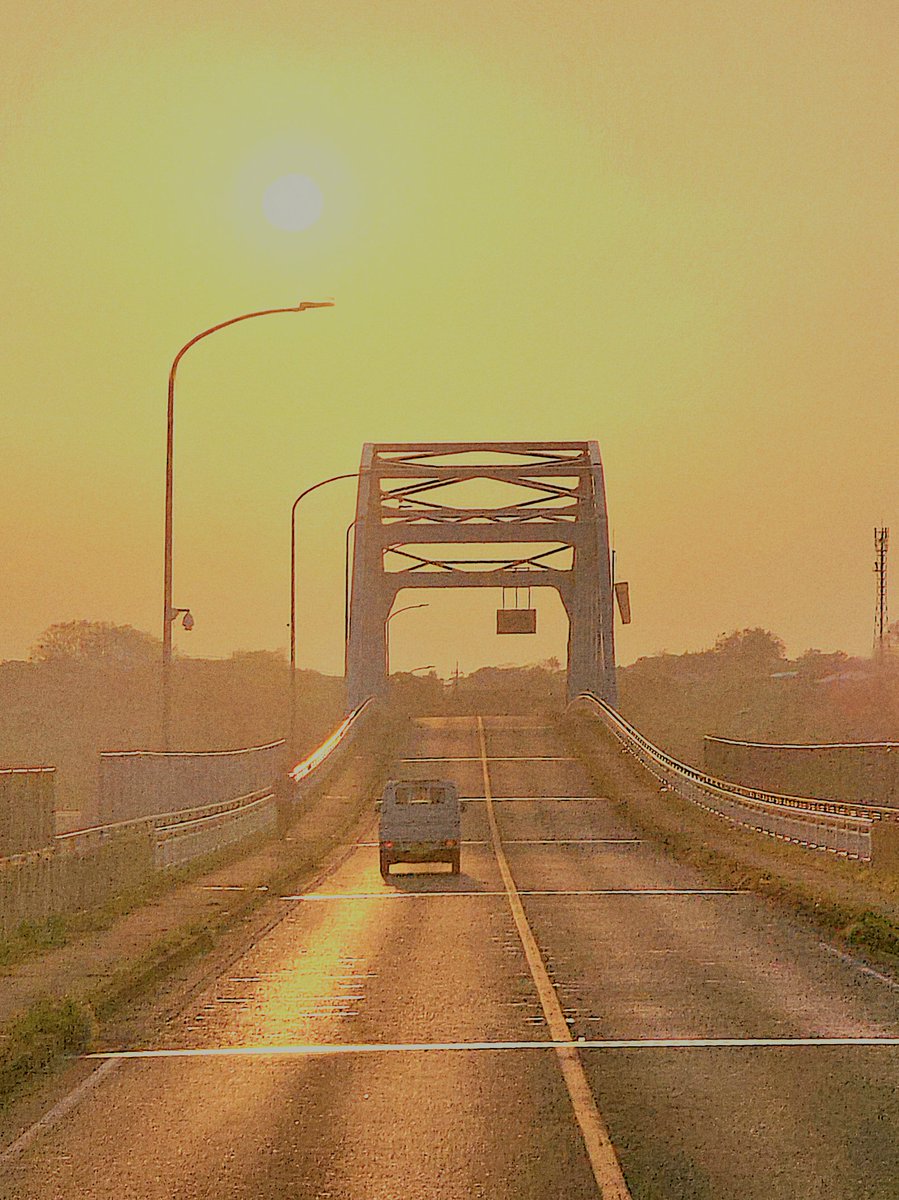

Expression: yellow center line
xmin=476 ymin=716 xmax=632 ymax=1200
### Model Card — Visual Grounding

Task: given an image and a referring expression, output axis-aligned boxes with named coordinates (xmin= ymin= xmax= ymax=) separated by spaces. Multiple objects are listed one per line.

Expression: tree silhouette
xmin=29 ymin=621 xmax=160 ymax=666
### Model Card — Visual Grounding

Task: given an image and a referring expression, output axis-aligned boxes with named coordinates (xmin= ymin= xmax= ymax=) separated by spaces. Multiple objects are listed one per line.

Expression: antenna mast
xmin=874 ymin=527 xmax=890 ymax=661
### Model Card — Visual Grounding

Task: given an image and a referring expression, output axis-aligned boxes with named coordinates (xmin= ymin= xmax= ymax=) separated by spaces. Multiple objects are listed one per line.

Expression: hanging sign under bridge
xmin=497 ymin=585 xmax=537 ymax=633
xmin=497 ymin=608 xmax=537 ymax=634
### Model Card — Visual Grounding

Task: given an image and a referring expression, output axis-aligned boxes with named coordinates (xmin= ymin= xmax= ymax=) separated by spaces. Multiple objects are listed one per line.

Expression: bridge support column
xmin=347 ymin=446 xmax=391 ymax=709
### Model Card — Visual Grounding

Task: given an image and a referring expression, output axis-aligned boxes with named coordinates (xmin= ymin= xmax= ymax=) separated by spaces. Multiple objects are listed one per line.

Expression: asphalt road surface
xmin=3 ymin=715 xmax=898 ymax=1199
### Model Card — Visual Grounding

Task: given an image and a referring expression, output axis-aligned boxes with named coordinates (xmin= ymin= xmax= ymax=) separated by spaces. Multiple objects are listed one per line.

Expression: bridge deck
xmin=4 ymin=716 xmax=898 ymax=1198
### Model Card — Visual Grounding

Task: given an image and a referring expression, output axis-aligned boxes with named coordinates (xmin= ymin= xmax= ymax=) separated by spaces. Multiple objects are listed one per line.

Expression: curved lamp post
xmin=289 ymin=472 xmax=359 ymax=750
xmin=162 ymin=299 xmax=334 ymax=750
xmin=344 ymin=518 xmax=357 ymax=676
xmin=385 ymin=603 xmax=429 ymax=676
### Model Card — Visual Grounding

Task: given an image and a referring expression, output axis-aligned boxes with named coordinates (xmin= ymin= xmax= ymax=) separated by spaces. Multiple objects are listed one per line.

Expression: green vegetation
xmin=389 ymin=659 xmax=566 ymax=716
xmin=0 ymin=621 xmax=345 ymax=821
xmin=618 ymin=628 xmax=899 ymax=768
xmin=0 ymin=997 xmax=96 ymax=1108
xmin=0 ymin=917 xmax=70 ymax=969
xmin=568 ymin=714 xmax=899 ymax=971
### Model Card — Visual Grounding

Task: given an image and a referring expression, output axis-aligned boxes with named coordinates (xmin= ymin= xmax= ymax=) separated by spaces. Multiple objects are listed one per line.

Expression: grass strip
xmin=0 ymin=998 xmax=96 ymax=1108
xmin=0 ymin=719 xmax=402 ymax=1115
xmin=565 ymin=716 xmax=899 ymax=972
xmin=0 ymin=832 xmax=274 ymax=972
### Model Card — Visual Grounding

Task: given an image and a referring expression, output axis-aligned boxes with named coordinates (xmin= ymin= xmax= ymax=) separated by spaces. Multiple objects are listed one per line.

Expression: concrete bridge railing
xmin=567 ymin=694 xmax=898 ymax=863
xmin=704 ymin=735 xmax=899 ymax=808
xmin=0 ymin=701 xmax=378 ymax=936
xmin=98 ymin=739 xmax=287 ymax=824
xmin=0 ymin=767 xmax=56 ymax=857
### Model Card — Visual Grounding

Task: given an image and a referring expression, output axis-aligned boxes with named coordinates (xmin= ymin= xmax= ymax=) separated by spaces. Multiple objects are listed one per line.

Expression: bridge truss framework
xmin=346 ymin=441 xmax=617 ymax=708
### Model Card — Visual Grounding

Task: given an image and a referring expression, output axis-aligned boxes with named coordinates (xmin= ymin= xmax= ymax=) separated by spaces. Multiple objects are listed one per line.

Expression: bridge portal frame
xmin=346 ymin=442 xmax=617 ymax=708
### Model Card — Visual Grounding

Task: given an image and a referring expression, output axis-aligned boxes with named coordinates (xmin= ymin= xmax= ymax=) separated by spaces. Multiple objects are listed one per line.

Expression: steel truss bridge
xmin=346 ymin=441 xmax=617 ymax=707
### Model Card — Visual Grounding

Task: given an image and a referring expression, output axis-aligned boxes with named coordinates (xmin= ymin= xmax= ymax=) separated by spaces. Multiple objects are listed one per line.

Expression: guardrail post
xmin=872 ymin=820 xmax=899 ymax=875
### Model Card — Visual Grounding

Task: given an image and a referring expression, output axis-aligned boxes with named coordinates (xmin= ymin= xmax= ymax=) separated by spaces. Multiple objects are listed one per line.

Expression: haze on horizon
xmin=2 ymin=1 xmax=896 ymax=678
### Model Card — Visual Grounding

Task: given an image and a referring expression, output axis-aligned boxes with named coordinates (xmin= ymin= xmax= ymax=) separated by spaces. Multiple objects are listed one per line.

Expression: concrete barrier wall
xmin=0 ymin=702 xmax=381 ymax=938
xmin=0 ymin=768 xmax=55 ymax=857
xmin=704 ymin=737 xmax=899 ymax=807
xmin=568 ymin=695 xmax=877 ymax=862
xmin=98 ymin=741 xmax=285 ymax=822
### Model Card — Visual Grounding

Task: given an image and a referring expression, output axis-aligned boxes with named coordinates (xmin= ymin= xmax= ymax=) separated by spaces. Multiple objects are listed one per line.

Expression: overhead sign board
xmin=497 ymin=608 xmax=537 ymax=635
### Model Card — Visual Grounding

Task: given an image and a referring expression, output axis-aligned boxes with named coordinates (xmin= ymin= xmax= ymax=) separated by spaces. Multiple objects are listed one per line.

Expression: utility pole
xmin=874 ymin=527 xmax=889 ymax=661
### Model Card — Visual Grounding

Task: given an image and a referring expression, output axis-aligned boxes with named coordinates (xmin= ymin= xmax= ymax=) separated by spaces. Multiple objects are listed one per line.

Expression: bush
xmin=0 ymin=996 xmax=95 ymax=1107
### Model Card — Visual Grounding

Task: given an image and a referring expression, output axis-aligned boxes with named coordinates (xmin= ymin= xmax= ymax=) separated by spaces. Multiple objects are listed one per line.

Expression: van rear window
xmin=395 ymin=784 xmax=442 ymax=805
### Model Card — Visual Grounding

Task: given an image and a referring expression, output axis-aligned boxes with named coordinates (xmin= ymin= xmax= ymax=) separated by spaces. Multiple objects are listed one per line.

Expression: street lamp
xmin=385 ymin=603 xmax=429 ymax=676
xmin=161 ymin=299 xmax=334 ymax=750
xmin=344 ymin=517 xmax=356 ymax=676
xmin=289 ymin=472 xmax=358 ymax=751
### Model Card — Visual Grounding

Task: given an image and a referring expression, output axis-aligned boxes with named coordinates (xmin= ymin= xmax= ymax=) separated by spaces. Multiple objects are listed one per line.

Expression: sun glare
xmin=262 ymin=173 xmax=324 ymax=231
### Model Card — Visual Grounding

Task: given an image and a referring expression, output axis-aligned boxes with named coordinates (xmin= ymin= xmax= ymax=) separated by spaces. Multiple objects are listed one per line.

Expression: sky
xmin=1 ymin=1 xmax=896 ymax=677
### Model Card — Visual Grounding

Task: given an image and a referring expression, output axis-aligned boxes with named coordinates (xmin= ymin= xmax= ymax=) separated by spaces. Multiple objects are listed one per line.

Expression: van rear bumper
xmin=381 ymin=840 xmax=456 ymax=863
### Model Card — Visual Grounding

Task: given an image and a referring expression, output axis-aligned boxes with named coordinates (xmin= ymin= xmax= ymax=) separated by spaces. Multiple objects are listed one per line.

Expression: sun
xmin=262 ymin=174 xmax=324 ymax=232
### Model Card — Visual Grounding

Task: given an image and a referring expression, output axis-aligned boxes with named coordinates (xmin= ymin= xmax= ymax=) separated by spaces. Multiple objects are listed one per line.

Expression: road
xmin=3 ymin=715 xmax=899 ymax=1198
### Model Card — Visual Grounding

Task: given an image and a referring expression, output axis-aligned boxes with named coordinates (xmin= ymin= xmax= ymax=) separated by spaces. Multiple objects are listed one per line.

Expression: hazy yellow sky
xmin=2 ymin=1 xmax=896 ymax=676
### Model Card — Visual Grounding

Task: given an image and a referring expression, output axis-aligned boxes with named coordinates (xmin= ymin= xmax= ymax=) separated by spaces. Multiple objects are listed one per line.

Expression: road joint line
xmin=281 ymin=889 xmax=748 ymax=901
xmin=84 ymin=1036 xmax=899 ymax=1060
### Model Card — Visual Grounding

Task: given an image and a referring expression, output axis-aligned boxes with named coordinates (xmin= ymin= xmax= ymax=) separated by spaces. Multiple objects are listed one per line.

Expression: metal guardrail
xmin=289 ymin=698 xmax=373 ymax=785
xmin=568 ymin=694 xmax=881 ymax=861
xmin=154 ymin=789 xmax=277 ymax=869
xmin=55 ymin=699 xmax=375 ymax=871
xmin=0 ymin=703 xmax=378 ymax=932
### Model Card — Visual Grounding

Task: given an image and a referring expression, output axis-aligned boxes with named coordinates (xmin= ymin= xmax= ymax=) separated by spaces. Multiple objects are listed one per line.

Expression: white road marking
xmin=199 ymin=885 xmax=269 ymax=892
xmin=354 ymin=839 xmax=643 ymax=848
xmin=282 ymin=889 xmax=747 ymax=901
xmin=461 ymin=796 xmax=600 ymax=803
xmin=506 ymin=839 xmax=644 ymax=846
xmin=477 ymin=716 xmax=632 ymax=1200
xmin=0 ymin=1059 xmax=122 ymax=1162
xmin=401 ymin=756 xmax=577 ymax=763
xmin=84 ymin=1036 xmax=899 ymax=1060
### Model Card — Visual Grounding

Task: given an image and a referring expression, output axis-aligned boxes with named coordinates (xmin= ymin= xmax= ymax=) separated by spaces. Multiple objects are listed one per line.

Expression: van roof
xmin=388 ymin=778 xmax=453 ymax=786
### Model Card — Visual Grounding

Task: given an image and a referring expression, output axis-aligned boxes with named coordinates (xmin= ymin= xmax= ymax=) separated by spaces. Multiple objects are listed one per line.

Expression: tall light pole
xmin=162 ymin=300 xmax=334 ymax=750
xmin=385 ymin=603 xmax=429 ymax=676
xmin=289 ymin=472 xmax=358 ymax=751
xmin=344 ymin=517 xmax=357 ymax=677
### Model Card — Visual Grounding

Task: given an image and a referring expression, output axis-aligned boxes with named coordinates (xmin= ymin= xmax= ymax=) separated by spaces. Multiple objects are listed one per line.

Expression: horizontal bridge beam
xmin=385 ymin=568 xmax=571 ymax=591
xmin=372 ymin=441 xmax=590 ymax=455
xmin=376 ymin=463 xmax=591 ymax=480
xmin=381 ymin=523 xmax=582 ymax=545
xmin=380 ymin=506 xmax=579 ymax=522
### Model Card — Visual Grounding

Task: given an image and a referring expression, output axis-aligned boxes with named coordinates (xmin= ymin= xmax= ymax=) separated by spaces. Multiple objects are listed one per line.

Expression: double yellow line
xmin=476 ymin=716 xmax=632 ymax=1200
